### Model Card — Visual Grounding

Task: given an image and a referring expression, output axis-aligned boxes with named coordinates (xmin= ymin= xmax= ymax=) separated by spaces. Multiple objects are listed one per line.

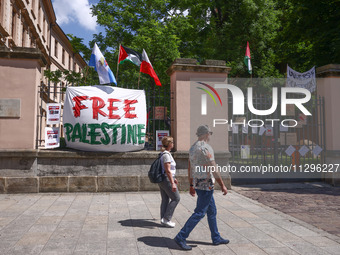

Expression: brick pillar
xmin=316 ymin=64 xmax=340 ymax=186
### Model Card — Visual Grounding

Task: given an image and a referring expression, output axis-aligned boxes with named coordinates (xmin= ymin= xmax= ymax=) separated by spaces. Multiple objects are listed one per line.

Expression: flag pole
xmin=138 ymin=72 xmax=141 ymax=89
xmin=116 ymin=44 xmax=120 ymax=81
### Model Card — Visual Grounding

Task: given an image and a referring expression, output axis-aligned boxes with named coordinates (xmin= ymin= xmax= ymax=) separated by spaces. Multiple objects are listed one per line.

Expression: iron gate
xmin=228 ymin=87 xmax=325 ymax=180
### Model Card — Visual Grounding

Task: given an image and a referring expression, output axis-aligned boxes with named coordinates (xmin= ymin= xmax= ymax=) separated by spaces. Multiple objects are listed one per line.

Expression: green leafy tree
xmin=276 ymin=0 xmax=340 ymax=72
xmin=92 ymin=0 xmax=193 ymax=88
xmin=47 ymin=0 xmax=340 ymax=88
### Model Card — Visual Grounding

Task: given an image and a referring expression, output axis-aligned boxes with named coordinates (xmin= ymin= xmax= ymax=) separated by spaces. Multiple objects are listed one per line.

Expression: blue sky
xmin=52 ymin=0 xmax=105 ymax=47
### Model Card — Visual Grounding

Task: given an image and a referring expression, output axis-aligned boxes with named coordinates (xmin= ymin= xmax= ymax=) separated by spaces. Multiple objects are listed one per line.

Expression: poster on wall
xmin=156 ymin=130 xmax=170 ymax=151
xmin=63 ymin=86 xmax=146 ymax=152
xmin=46 ymin=103 xmax=61 ymax=124
xmin=45 ymin=127 xmax=60 ymax=149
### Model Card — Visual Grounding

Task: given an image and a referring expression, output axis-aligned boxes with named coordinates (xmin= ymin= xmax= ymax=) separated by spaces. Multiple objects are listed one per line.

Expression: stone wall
xmin=0 ymin=149 xmax=231 ymax=193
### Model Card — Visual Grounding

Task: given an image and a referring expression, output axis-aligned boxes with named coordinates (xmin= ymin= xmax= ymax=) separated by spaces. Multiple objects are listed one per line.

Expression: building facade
xmin=0 ymin=0 xmax=86 ymax=149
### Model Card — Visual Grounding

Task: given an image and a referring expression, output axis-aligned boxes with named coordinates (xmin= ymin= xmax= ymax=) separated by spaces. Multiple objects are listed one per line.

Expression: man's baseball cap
xmin=196 ymin=125 xmax=213 ymax=137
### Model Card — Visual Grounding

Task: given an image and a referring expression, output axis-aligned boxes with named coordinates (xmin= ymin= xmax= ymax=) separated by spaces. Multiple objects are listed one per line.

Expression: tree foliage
xmin=46 ymin=0 xmax=340 ymax=87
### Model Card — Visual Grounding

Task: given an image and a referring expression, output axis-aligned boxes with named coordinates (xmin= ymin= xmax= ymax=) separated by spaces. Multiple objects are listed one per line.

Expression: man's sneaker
xmin=174 ymin=236 xmax=192 ymax=250
xmin=161 ymin=218 xmax=175 ymax=228
xmin=213 ymin=237 xmax=230 ymax=245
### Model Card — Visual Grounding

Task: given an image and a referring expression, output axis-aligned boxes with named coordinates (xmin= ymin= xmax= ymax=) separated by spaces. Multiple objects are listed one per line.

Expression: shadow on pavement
xmin=187 ymin=240 xmax=212 ymax=246
xmin=118 ymin=219 xmax=162 ymax=229
xmin=137 ymin=236 xmax=197 ymax=250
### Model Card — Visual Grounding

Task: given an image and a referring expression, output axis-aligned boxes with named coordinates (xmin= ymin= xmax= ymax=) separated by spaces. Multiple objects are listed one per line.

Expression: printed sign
xmin=285 ymin=104 xmax=295 ymax=116
xmin=312 ymin=145 xmax=323 ymax=156
xmin=154 ymin=106 xmax=167 ymax=120
xmin=298 ymin=113 xmax=307 ymax=126
xmin=280 ymin=133 xmax=297 ymax=146
xmin=299 ymin=145 xmax=310 ymax=157
xmin=242 ymin=124 xmax=248 ymax=134
xmin=259 ymin=126 xmax=266 ymax=136
xmin=280 ymin=124 xmax=289 ymax=132
xmin=287 ymin=65 xmax=316 ymax=92
xmin=241 ymin=145 xmax=250 ymax=159
xmin=265 ymin=125 xmax=273 ymax=137
xmin=46 ymin=103 xmax=61 ymax=124
xmin=156 ymin=130 xmax=170 ymax=151
xmin=252 ymin=126 xmax=258 ymax=134
xmin=45 ymin=127 xmax=60 ymax=149
xmin=285 ymin=145 xmax=296 ymax=156
xmin=63 ymin=86 xmax=146 ymax=152
xmin=232 ymin=125 xmax=238 ymax=134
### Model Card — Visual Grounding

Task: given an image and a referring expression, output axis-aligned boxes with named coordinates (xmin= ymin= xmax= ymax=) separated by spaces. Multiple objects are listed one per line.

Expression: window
xmin=11 ymin=10 xmax=17 ymax=41
xmin=31 ymin=36 xmax=35 ymax=47
xmin=22 ymin=26 xmax=26 ymax=47
xmin=38 ymin=2 xmax=41 ymax=30
xmin=54 ymin=39 xmax=58 ymax=57
xmin=42 ymin=16 xmax=46 ymax=40
xmin=62 ymin=48 xmax=65 ymax=65
xmin=69 ymin=56 xmax=72 ymax=70
xmin=61 ymin=82 xmax=65 ymax=101
xmin=0 ymin=0 xmax=3 ymax=24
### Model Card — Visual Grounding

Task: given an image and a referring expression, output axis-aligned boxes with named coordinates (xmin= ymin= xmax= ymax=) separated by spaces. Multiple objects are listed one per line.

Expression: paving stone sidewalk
xmin=233 ymin=182 xmax=340 ymax=239
xmin=0 ymin=190 xmax=339 ymax=255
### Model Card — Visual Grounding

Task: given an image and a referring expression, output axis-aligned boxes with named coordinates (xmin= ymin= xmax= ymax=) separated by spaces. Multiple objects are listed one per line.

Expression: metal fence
xmin=228 ymin=89 xmax=325 ymax=169
xmin=36 ymin=81 xmax=171 ymax=150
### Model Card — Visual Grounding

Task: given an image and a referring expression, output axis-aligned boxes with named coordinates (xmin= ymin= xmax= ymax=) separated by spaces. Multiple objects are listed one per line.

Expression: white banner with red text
xmin=63 ymin=86 xmax=146 ymax=152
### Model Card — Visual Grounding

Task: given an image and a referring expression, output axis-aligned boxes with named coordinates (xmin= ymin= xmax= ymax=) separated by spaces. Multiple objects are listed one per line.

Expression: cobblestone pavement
xmin=0 ymin=190 xmax=340 ymax=254
xmin=234 ymin=182 xmax=340 ymax=238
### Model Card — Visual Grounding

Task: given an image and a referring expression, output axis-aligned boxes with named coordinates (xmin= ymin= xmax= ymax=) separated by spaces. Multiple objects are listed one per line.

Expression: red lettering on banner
xmin=108 ymin=99 xmax=121 ymax=119
xmin=124 ymin=100 xmax=138 ymax=119
xmin=72 ymin=96 xmax=88 ymax=117
xmin=72 ymin=97 xmax=139 ymax=119
xmin=90 ymin=97 xmax=108 ymax=120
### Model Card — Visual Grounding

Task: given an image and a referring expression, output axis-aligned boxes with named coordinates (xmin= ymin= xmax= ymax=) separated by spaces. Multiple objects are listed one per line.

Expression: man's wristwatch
xmin=190 ymin=184 xmax=194 ymax=187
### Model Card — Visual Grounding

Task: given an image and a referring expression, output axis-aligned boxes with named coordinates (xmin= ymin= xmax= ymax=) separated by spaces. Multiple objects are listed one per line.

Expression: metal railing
xmin=228 ymin=90 xmax=325 ymax=167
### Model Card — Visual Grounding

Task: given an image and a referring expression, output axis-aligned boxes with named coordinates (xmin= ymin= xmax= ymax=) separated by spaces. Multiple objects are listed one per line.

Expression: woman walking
xmin=158 ymin=136 xmax=180 ymax=228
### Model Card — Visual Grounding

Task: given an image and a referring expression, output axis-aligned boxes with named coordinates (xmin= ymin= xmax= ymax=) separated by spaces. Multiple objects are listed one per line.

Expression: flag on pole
xmin=140 ymin=49 xmax=162 ymax=86
xmin=89 ymin=43 xmax=117 ymax=85
xmin=244 ymin=41 xmax=252 ymax=74
xmin=118 ymin=45 xmax=142 ymax=66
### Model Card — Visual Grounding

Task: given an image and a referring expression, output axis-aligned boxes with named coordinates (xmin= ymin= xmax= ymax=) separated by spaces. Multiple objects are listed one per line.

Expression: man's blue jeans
xmin=175 ymin=189 xmax=220 ymax=243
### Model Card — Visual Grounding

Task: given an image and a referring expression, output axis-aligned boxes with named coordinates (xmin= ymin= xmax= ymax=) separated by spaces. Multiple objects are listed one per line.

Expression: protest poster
xmin=45 ymin=127 xmax=60 ymax=149
xmin=286 ymin=65 xmax=316 ymax=92
xmin=241 ymin=145 xmax=250 ymax=159
xmin=265 ymin=125 xmax=273 ymax=137
xmin=46 ymin=103 xmax=61 ymax=124
xmin=63 ymin=86 xmax=146 ymax=152
xmin=156 ymin=130 xmax=170 ymax=151
xmin=280 ymin=133 xmax=297 ymax=146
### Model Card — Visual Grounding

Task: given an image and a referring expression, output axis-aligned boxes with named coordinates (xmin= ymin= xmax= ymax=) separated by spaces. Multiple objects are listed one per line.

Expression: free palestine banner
xmin=63 ymin=86 xmax=146 ymax=152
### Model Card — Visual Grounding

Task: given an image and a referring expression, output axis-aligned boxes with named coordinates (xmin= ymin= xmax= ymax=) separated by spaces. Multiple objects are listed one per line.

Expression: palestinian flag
xmin=140 ymin=49 xmax=162 ymax=86
xmin=118 ymin=45 xmax=142 ymax=66
xmin=244 ymin=41 xmax=252 ymax=74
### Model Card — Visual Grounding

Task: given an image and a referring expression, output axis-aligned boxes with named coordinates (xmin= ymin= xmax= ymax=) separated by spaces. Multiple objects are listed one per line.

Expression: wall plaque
xmin=0 ymin=99 xmax=21 ymax=118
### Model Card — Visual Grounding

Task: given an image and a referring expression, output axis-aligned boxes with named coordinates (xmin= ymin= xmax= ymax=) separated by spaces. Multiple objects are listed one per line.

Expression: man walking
xmin=174 ymin=125 xmax=229 ymax=250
